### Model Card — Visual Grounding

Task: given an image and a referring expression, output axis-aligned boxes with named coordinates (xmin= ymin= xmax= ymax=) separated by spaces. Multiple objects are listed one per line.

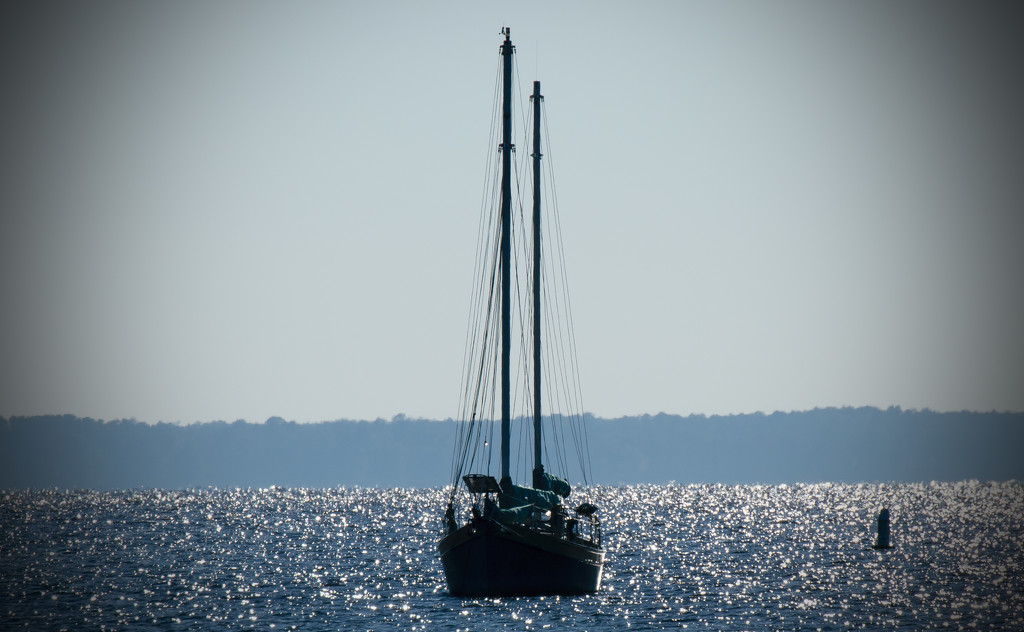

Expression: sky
xmin=1 ymin=1 xmax=1022 ymax=424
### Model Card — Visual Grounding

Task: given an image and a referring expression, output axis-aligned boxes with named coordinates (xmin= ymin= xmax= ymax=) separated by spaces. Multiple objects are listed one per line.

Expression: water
xmin=2 ymin=482 xmax=1022 ymax=630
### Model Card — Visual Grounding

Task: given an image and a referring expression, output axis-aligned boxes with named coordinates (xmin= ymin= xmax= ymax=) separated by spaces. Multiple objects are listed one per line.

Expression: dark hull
xmin=438 ymin=519 xmax=604 ymax=597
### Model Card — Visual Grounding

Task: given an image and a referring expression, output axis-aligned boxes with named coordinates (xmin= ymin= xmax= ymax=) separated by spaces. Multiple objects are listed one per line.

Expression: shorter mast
xmin=531 ymin=80 xmax=545 ymax=489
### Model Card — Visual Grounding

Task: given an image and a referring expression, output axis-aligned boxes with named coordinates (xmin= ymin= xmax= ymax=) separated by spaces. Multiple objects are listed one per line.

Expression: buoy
xmin=873 ymin=507 xmax=892 ymax=549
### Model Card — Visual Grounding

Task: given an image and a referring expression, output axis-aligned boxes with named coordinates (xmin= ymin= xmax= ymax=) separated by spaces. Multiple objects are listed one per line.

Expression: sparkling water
xmin=2 ymin=482 xmax=1021 ymax=630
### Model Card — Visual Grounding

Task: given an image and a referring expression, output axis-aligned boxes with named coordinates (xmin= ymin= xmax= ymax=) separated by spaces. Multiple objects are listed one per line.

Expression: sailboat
xmin=438 ymin=28 xmax=605 ymax=597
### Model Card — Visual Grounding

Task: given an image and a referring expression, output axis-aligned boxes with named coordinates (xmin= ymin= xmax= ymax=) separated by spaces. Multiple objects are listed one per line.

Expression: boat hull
xmin=439 ymin=518 xmax=604 ymax=597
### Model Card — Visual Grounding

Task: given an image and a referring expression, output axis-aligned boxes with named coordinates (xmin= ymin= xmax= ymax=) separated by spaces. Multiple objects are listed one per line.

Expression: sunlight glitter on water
xmin=1 ymin=482 xmax=1022 ymax=630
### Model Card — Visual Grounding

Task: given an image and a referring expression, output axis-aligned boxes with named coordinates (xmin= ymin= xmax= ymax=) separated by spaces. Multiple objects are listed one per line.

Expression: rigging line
xmin=545 ymin=385 xmax=570 ymax=481
xmin=465 ymin=143 xmax=502 ymax=407
xmin=513 ymin=223 xmax=534 ymax=484
xmin=513 ymin=52 xmax=533 ymax=191
xmin=553 ymin=414 xmax=570 ymax=480
xmin=516 ymin=107 xmax=544 ymax=484
xmin=529 ymin=101 xmax=572 ymax=483
xmin=461 ymin=139 xmax=502 ymax=425
xmin=455 ymin=56 xmax=503 ymax=457
xmin=565 ymin=406 xmax=588 ymax=486
xmin=458 ymin=221 xmax=498 ymax=483
xmin=543 ymin=105 xmax=585 ymax=423
xmin=540 ymin=249 xmax=577 ymax=479
xmin=452 ymin=82 xmax=501 ymax=491
xmin=456 ymin=201 xmax=502 ymax=485
xmin=544 ymin=417 xmax=573 ymax=484
xmin=541 ymin=103 xmax=592 ymax=482
xmin=464 ymin=342 xmax=491 ymax=478
xmin=517 ymin=414 xmax=527 ymax=483
xmin=466 ymin=170 xmax=501 ymax=423
xmin=545 ymin=275 xmax=588 ymax=486
xmin=540 ymin=417 xmax=556 ymax=478
xmin=547 ymin=315 xmax=577 ymax=483
xmin=486 ymin=320 xmax=500 ymax=475
xmin=509 ymin=107 xmax=539 ymax=482
xmin=467 ymin=298 xmax=499 ymax=480
xmin=464 ymin=56 xmax=503 ymax=370
xmin=516 ymin=199 xmax=534 ymax=401
xmin=539 ymin=235 xmax=576 ymax=478
xmin=466 ymin=358 xmax=485 ymax=478
xmin=510 ymin=44 xmax=535 ymax=382
xmin=545 ymin=274 xmax=586 ymax=483
xmin=539 ymin=109 xmax=591 ymax=485
xmin=511 ymin=148 xmax=534 ymax=475
xmin=467 ymin=347 xmax=485 ymax=477
xmin=540 ymin=298 xmax=571 ymax=478
xmin=538 ymin=283 xmax=561 ymax=450
xmin=482 ymin=230 xmax=503 ymax=475
xmin=539 ymin=394 xmax=563 ymax=479
xmin=455 ymin=205 xmax=492 ymax=477
xmin=459 ymin=168 xmax=499 ymax=422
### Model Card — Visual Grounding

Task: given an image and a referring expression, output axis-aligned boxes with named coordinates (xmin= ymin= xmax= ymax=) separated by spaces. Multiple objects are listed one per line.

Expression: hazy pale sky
xmin=2 ymin=1 xmax=1022 ymax=423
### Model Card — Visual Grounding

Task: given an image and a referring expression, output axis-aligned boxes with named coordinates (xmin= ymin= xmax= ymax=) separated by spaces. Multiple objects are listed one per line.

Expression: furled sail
xmin=501 ymin=483 xmax=560 ymax=511
xmin=538 ymin=472 xmax=572 ymax=498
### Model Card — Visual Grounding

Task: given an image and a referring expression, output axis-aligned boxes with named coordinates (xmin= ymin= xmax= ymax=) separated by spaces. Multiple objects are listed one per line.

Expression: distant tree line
xmin=1 ymin=407 xmax=1021 ymax=490
xmin=591 ymin=407 xmax=1024 ymax=485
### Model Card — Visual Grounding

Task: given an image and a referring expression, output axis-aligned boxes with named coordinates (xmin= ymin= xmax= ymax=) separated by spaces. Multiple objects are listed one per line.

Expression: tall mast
xmin=531 ymin=80 xmax=544 ymax=489
xmin=499 ymin=27 xmax=513 ymax=488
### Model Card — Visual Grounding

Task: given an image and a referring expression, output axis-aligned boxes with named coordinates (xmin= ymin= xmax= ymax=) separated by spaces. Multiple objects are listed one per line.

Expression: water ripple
xmin=1 ymin=482 xmax=1021 ymax=630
